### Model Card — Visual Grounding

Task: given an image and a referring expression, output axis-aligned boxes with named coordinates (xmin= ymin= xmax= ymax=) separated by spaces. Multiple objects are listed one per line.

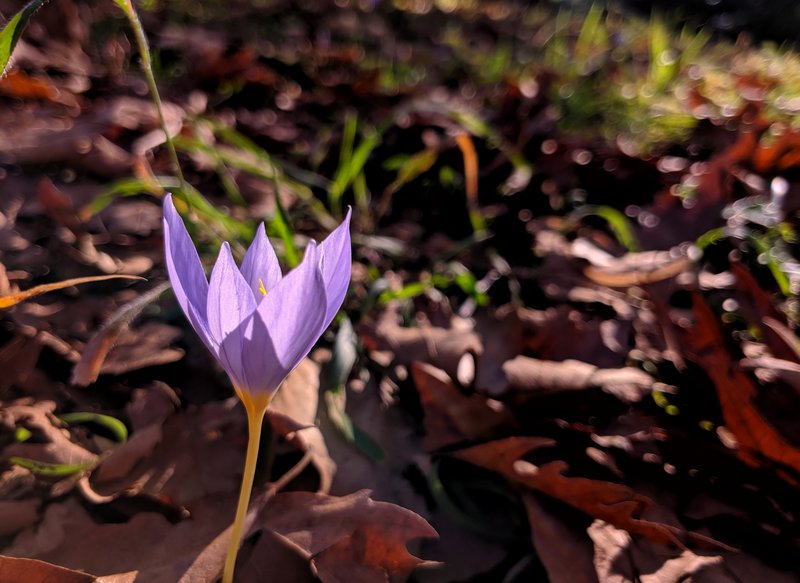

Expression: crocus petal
xmin=218 ymin=313 xmax=282 ymax=394
xmin=253 ymin=241 xmax=327 ymax=387
xmin=163 ymin=194 xmax=215 ymax=352
xmin=240 ymin=223 xmax=283 ymax=299
xmin=318 ymin=208 xmax=352 ymax=325
xmin=207 ymin=242 xmax=258 ymax=390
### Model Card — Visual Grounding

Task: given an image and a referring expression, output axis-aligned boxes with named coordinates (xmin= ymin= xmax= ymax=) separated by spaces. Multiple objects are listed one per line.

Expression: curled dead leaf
xmin=503 ymin=356 xmax=654 ymax=402
xmin=71 ymin=282 xmax=171 ymax=386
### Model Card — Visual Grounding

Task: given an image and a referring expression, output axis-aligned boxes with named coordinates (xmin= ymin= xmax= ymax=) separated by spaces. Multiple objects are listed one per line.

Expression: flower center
xmin=258 ymin=278 xmax=267 ymax=297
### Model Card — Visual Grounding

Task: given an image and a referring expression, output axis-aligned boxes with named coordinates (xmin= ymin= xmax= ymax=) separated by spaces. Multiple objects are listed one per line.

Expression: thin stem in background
xmin=114 ymin=0 xmax=186 ymax=192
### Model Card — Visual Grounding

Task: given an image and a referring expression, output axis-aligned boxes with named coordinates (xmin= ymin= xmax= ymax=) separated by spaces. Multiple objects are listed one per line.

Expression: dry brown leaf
xmin=5 ymin=494 xmax=237 ymax=582
xmin=503 ymin=356 xmax=654 ymax=402
xmin=260 ymin=489 xmax=438 ymax=583
xmin=235 ymin=530 xmax=316 ymax=583
xmin=0 ymin=555 xmax=136 ymax=583
xmin=472 ymin=306 xmax=527 ymax=395
xmin=729 ymin=261 xmax=798 ymax=363
xmin=361 ymin=309 xmax=482 ymax=380
xmin=269 ymin=358 xmax=336 ymax=493
xmin=454 ymin=133 xmax=480 ymax=226
xmin=89 ymin=400 xmax=243 ymax=504
xmin=519 ymin=305 xmax=632 ymax=369
xmin=0 ymin=275 xmax=144 ymax=309
xmin=0 ymin=334 xmax=42 ymax=392
xmin=0 ymin=500 xmax=40 ymax=537
xmin=588 ymin=521 xmax=722 ymax=583
xmin=1 ymin=400 xmax=96 ymax=467
xmin=97 ymin=321 xmax=184 ymax=376
xmin=516 ymin=461 xmax=728 ymax=550
xmin=584 ymin=256 xmax=694 ymax=288
xmin=453 ymin=439 xmax=728 ymax=551
xmin=0 ymin=70 xmax=79 ymax=108
xmin=686 ymin=293 xmax=800 ymax=482
xmin=523 ymin=493 xmax=599 ymax=583
xmin=71 ymin=282 xmax=172 ymax=386
xmin=411 ymin=362 xmax=515 ymax=450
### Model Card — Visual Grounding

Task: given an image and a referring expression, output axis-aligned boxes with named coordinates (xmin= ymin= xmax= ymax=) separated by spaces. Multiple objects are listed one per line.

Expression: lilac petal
xmin=241 ymin=222 xmax=283 ymax=300
xmin=254 ymin=241 xmax=327 ymax=387
xmin=318 ymin=208 xmax=352 ymax=325
xmin=207 ymin=242 xmax=258 ymax=390
xmin=163 ymin=194 xmax=215 ymax=352
xmin=218 ymin=312 xmax=282 ymax=394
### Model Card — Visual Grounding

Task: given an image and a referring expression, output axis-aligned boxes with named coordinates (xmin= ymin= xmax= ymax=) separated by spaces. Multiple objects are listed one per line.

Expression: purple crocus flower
xmin=163 ymin=194 xmax=351 ymax=396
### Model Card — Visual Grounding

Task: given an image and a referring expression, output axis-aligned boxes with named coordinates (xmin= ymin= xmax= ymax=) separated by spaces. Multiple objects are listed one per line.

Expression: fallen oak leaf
xmin=453 ymin=438 xmax=730 ymax=551
xmin=0 ymin=274 xmax=144 ymax=309
xmin=259 ymin=489 xmax=438 ymax=583
xmin=514 ymin=460 xmax=731 ymax=551
xmin=685 ymin=293 xmax=800 ymax=483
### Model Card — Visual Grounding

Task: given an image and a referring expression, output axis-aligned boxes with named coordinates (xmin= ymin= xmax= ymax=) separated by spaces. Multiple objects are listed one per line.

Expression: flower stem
xmin=223 ymin=392 xmax=271 ymax=583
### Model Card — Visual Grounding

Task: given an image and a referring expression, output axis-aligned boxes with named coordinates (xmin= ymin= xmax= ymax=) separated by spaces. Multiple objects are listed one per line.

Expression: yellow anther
xmin=258 ymin=278 xmax=267 ymax=297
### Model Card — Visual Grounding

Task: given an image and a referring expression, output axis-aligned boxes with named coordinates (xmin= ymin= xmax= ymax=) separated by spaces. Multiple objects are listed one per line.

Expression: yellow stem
xmin=222 ymin=391 xmax=271 ymax=583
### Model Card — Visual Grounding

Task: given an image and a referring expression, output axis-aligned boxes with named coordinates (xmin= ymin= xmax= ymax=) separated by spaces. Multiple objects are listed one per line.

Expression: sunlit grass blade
xmin=58 ymin=412 xmax=129 ymax=443
xmin=377 ymin=147 xmax=438 ymax=220
xmin=328 ymin=114 xmax=381 ymax=218
xmin=172 ymin=183 xmax=253 ymax=241
xmin=574 ymin=3 xmax=607 ymax=70
xmin=0 ymin=0 xmax=47 ymax=76
xmin=267 ymin=160 xmax=299 ymax=268
xmin=0 ymin=275 xmax=144 ymax=309
xmin=9 ymin=456 xmax=96 ymax=477
xmin=82 ymin=176 xmax=175 ymax=217
xmin=570 ymin=205 xmax=640 ymax=252
xmin=648 ymin=14 xmax=675 ymax=91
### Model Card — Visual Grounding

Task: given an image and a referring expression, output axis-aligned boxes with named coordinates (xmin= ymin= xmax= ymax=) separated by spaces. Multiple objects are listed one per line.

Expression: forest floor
xmin=2 ymin=1 xmax=800 ymax=582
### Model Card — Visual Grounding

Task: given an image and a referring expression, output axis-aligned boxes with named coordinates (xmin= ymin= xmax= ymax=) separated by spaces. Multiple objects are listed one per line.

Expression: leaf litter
xmin=2 ymin=0 xmax=800 ymax=582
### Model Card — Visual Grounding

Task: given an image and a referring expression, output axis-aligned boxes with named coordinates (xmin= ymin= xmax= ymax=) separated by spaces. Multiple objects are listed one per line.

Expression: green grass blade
xmin=0 ymin=0 xmax=48 ymax=76
xmin=9 ymin=456 xmax=96 ymax=477
xmin=59 ymin=412 xmax=129 ymax=443
xmin=329 ymin=116 xmax=381 ymax=218
xmin=571 ymin=205 xmax=640 ymax=252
